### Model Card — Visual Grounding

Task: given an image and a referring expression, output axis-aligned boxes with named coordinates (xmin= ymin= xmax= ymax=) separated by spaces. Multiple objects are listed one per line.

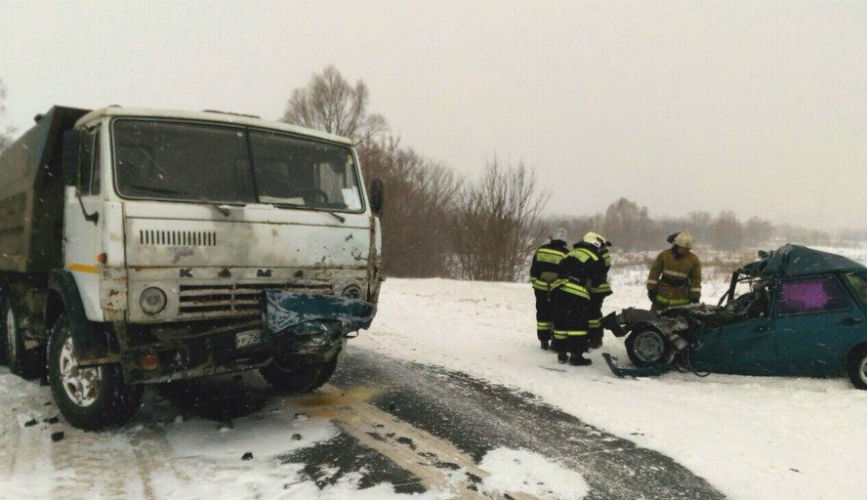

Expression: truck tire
xmin=1 ymin=296 xmax=41 ymax=378
xmin=847 ymin=346 xmax=867 ymax=390
xmin=625 ymin=326 xmax=672 ymax=368
xmin=0 ymin=292 xmax=8 ymax=365
xmin=48 ymin=313 xmax=143 ymax=430
xmin=260 ymin=355 xmax=337 ymax=394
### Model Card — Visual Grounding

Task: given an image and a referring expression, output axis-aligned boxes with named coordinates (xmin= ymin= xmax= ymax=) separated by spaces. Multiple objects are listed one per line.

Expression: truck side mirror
xmin=369 ymin=178 xmax=384 ymax=216
xmin=61 ymin=130 xmax=79 ymax=186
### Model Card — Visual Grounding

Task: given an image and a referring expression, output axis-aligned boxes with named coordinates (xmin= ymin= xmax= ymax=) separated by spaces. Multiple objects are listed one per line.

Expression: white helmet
xmin=582 ymin=231 xmax=611 ymax=249
xmin=552 ymin=227 xmax=568 ymax=241
xmin=672 ymin=231 xmax=694 ymax=249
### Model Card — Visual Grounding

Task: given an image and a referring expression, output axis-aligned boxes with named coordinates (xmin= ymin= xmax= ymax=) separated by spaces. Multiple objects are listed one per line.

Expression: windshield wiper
xmin=326 ymin=211 xmax=345 ymax=223
xmin=128 ymin=184 xmax=189 ymax=197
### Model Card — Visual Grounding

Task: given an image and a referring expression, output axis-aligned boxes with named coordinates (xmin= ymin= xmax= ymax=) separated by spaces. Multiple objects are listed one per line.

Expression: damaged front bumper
xmin=120 ymin=291 xmax=376 ymax=384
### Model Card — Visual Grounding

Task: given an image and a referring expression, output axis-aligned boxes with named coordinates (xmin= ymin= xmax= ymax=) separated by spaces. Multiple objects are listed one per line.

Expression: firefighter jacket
xmin=530 ymin=239 xmax=569 ymax=291
xmin=554 ymin=242 xmax=607 ymax=301
xmin=646 ymin=248 xmax=702 ymax=306
xmin=590 ymin=247 xmax=613 ymax=299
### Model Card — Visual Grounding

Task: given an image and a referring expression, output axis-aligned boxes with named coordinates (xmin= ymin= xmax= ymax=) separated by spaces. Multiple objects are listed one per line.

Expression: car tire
xmin=48 ymin=313 xmax=143 ymax=430
xmin=260 ymin=355 xmax=337 ymax=394
xmin=847 ymin=346 xmax=867 ymax=390
xmin=626 ymin=326 xmax=672 ymax=368
xmin=1 ymin=296 xmax=41 ymax=378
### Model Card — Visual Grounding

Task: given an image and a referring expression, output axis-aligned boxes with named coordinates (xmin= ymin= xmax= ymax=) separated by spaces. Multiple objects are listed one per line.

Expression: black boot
xmin=540 ymin=339 xmax=549 ymax=350
xmin=557 ymin=352 xmax=568 ymax=364
xmin=569 ymin=353 xmax=592 ymax=366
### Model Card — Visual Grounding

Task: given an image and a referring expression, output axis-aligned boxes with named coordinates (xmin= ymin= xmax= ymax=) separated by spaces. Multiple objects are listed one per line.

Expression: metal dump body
xmin=0 ymin=106 xmax=89 ymax=272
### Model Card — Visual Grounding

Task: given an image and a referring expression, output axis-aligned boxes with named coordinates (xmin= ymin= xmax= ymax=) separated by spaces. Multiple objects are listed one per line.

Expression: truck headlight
xmin=139 ymin=287 xmax=167 ymax=314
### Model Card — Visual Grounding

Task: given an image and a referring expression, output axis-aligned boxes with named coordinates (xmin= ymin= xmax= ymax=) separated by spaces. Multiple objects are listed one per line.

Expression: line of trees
xmin=549 ymin=197 xmax=836 ymax=251
xmin=283 ymin=66 xmax=547 ymax=281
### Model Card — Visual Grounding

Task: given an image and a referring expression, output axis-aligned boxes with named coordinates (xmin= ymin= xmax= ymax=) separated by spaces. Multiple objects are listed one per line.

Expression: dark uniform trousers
xmin=550 ymin=281 xmax=590 ymax=355
xmin=534 ymin=288 xmax=553 ymax=342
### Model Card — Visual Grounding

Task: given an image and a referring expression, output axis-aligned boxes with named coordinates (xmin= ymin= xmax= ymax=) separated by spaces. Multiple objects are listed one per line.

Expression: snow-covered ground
xmin=355 ymin=246 xmax=867 ymax=500
xmin=1 ymin=246 xmax=865 ymax=499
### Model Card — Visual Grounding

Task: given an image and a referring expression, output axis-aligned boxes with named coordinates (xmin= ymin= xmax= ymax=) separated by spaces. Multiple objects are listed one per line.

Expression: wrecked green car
xmin=603 ymin=245 xmax=867 ymax=389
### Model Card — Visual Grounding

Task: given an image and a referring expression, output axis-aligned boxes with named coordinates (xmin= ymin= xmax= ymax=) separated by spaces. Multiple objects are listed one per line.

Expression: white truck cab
xmin=0 ymin=106 xmax=383 ymax=429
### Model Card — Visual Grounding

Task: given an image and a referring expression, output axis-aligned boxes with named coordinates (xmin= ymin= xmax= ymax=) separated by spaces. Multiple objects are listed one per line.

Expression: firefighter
xmin=646 ymin=231 xmax=702 ymax=311
xmin=529 ymin=228 xmax=569 ymax=350
xmin=551 ymin=232 xmax=611 ymax=365
xmin=587 ymin=241 xmax=612 ymax=349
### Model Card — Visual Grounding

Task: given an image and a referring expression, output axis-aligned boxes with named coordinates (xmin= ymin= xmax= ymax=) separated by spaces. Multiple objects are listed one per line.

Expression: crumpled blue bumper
xmin=262 ymin=290 xmax=377 ymax=337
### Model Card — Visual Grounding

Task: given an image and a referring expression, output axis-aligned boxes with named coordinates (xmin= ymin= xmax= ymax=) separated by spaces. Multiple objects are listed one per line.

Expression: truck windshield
xmin=112 ymin=119 xmax=363 ymax=211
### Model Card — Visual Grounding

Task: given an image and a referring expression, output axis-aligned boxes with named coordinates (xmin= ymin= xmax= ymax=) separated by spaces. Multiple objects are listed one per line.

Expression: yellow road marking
xmin=299 ymin=385 xmax=538 ymax=500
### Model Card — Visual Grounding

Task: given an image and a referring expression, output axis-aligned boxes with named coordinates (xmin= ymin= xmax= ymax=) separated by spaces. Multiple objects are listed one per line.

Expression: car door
xmin=773 ymin=274 xmax=862 ymax=375
xmin=712 ymin=314 xmax=777 ymax=375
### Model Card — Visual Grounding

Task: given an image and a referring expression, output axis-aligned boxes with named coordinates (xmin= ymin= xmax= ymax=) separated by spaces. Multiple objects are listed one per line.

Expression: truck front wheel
xmin=260 ymin=355 xmax=338 ymax=393
xmin=48 ymin=314 xmax=143 ymax=430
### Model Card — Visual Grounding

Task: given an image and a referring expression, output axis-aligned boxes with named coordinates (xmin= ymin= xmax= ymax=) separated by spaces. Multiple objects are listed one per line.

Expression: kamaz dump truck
xmin=0 ymin=106 xmax=383 ymax=429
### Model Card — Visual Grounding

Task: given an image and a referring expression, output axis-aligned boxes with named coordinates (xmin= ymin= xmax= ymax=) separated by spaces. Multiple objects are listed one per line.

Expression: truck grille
xmin=178 ymin=282 xmax=332 ymax=317
xmin=140 ymin=229 xmax=217 ymax=247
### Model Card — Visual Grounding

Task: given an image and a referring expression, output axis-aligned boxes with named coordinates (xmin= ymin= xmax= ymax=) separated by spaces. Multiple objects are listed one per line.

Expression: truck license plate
xmin=235 ymin=329 xmax=262 ymax=349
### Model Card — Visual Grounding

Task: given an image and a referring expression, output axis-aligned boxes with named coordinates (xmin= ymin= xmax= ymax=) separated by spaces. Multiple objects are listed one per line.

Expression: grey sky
xmin=2 ymin=0 xmax=865 ymax=232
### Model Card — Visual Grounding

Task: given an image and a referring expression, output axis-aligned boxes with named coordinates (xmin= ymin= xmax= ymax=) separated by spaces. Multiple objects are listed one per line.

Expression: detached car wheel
xmin=260 ymin=355 xmax=338 ymax=393
xmin=626 ymin=327 xmax=672 ymax=368
xmin=48 ymin=314 xmax=143 ymax=430
xmin=847 ymin=346 xmax=867 ymax=390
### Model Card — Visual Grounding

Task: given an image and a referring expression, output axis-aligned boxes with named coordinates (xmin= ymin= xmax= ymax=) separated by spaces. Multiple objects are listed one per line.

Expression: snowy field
xmin=354 ymin=245 xmax=867 ymax=500
xmin=1 ymin=245 xmax=865 ymax=500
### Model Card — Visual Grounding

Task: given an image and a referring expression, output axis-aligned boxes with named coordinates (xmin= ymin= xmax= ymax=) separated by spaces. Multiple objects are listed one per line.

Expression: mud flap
xmin=602 ymin=353 xmax=670 ymax=378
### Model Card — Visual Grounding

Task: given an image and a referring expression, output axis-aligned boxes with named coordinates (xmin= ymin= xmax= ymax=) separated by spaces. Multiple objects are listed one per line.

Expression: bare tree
xmin=454 ymin=159 xmax=549 ymax=281
xmin=602 ymin=198 xmax=653 ymax=250
xmin=359 ymin=137 xmax=460 ymax=277
xmin=709 ymin=210 xmax=744 ymax=250
xmin=282 ymin=65 xmax=386 ymax=142
xmin=0 ymin=77 xmax=14 ymax=152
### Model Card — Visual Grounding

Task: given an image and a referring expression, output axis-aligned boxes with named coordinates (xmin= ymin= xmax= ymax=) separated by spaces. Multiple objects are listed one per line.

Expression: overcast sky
xmin=2 ymin=0 xmax=865 ymax=232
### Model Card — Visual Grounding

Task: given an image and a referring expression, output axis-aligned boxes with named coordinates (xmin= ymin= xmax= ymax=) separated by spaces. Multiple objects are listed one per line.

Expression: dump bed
xmin=0 ymin=106 xmax=89 ymax=273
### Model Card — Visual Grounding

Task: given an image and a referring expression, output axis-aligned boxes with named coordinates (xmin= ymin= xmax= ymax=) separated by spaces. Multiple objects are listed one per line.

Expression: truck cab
xmin=0 ymin=106 xmax=383 ymax=428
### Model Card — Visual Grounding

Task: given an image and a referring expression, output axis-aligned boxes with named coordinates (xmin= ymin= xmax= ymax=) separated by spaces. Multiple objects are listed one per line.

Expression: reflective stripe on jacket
xmin=530 ymin=240 xmax=569 ymax=291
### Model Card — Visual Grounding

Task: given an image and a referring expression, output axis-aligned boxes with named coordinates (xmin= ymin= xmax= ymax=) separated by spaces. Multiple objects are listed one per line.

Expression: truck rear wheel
xmin=260 ymin=355 xmax=338 ymax=393
xmin=1 ymin=296 xmax=41 ymax=378
xmin=48 ymin=314 xmax=143 ymax=430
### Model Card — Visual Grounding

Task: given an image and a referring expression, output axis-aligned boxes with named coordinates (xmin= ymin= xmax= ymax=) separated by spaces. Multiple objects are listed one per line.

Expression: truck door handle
xmin=840 ymin=317 xmax=863 ymax=325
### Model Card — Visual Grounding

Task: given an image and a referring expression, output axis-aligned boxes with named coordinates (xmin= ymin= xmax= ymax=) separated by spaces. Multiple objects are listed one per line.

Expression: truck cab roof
xmin=76 ymin=106 xmax=354 ymax=145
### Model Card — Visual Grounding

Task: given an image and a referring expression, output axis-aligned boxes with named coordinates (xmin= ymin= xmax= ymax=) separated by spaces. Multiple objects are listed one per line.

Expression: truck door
xmin=773 ymin=274 xmax=860 ymax=375
xmin=63 ymin=126 xmax=104 ymax=319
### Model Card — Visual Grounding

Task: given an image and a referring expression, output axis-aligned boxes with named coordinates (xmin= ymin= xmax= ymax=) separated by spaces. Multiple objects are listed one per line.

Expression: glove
xmin=690 ymin=297 xmax=700 ymax=304
xmin=647 ymin=290 xmax=656 ymax=302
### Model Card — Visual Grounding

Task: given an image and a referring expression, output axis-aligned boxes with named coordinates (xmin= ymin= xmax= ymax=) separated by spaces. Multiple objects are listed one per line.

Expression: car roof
xmin=741 ymin=244 xmax=866 ymax=278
